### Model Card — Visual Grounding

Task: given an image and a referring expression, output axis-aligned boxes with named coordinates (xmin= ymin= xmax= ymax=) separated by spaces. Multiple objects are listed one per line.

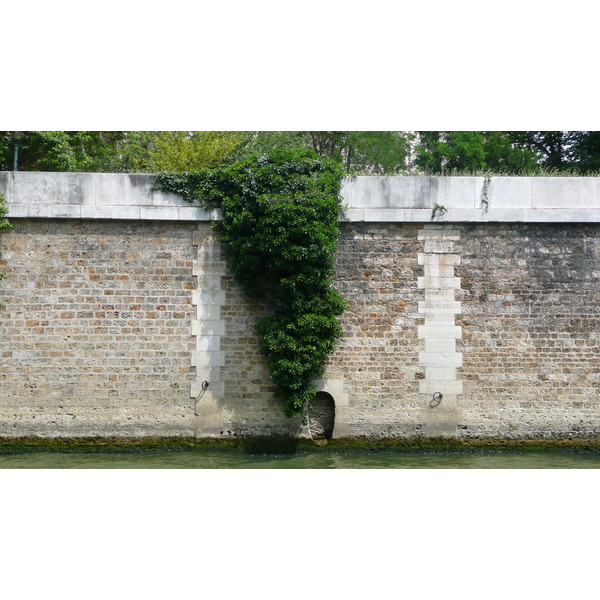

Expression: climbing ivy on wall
xmin=155 ymin=149 xmax=347 ymax=416
xmin=0 ymin=192 xmax=12 ymax=280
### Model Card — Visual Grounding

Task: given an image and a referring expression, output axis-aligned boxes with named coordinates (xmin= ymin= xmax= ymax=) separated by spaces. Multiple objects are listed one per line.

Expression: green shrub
xmin=155 ymin=149 xmax=347 ymax=415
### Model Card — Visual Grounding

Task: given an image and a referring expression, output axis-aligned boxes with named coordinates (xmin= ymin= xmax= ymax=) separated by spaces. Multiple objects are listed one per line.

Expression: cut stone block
xmin=196 ymin=305 xmax=222 ymax=321
xmin=193 ymin=261 xmax=227 ymax=275
xmin=26 ymin=204 xmax=53 ymax=218
xmin=422 ymin=314 xmax=457 ymax=326
xmin=418 ymin=253 xmax=461 ymax=266
xmin=418 ymin=325 xmax=462 ymax=339
xmin=424 ymin=240 xmax=455 ymax=253
xmin=364 ymin=209 xmax=405 ymax=221
xmin=419 ymin=352 xmax=463 ymax=367
xmin=417 ymin=229 xmax=461 ymax=241
xmin=6 ymin=204 xmax=29 ymax=217
xmin=430 ymin=177 xmax=476 ymax=209
xmin=140 ymin=206 xmax=180 ymax=221
xmin=191 ymin=351 xmax=225 ymax=368
xmin=192 ymin=320 xmax=225 ymax=336
xmin=424 ymin=289 xmax=457 ymax=302
xmin=191 ymin=368 xmax=222 ymax=384
xmin=344 ymin=209 xmax=364 ymax=221
xmin=52 ymin=205 xmax=82 ymax=219
xmin=425 ymin=366 xmax=457 ymax=380
xmin=423 ymin=263 xmax=456 ymax=278
xmin=81 ymin=205 xmax=112 ymax=219
xmin=424 ymin=338 xmax=457 ymax=353
xmin=192 ymin=290 xmax=226 ymax=306
xmin=348 ymin=176 xmax=431 ymax=209
xmin=417 ymin=276 xmax=461 ymax=289
xmin=111 ymin=206 xmax=141 ymax=220
xmin=179 ymin=207 xmax=211 ymax=221
xmin=418 ymin=301 xmax=461 ymax=313
xmin=483 ymin=177 xmax=533 ymax=209
xmin=196 ymin=244 xmax=222 ymax=260
xmin=194 ymin=275 xmax=224 ymax=290
xmin=195 ymin=336 xmax=221 ymax=351
xmin=419 ymin=380 xmax=464 ymax=395
xmin=533 ymin=177 xmax=597 ymax=209
xmin=404 ymin=209 xmax=434 ymax=221
xmin=13 ymin=171 xmax=96 ymax=205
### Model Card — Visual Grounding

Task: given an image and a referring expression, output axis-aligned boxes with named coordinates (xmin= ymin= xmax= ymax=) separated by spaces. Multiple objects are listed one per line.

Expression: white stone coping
xmin=0 ymin=171 xmax=220 ymax=221
xmin=341 ymin=175 xmax=600 ymax=223
xmin=2 ymin=172 xmax=599 ymax=223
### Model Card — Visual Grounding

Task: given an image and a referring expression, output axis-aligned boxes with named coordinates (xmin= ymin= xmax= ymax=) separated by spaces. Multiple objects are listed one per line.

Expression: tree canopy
xmin=414 ymin=131 xmax=539 ymax=174
xmin=2 ymin=130 xmax=599 ymax=175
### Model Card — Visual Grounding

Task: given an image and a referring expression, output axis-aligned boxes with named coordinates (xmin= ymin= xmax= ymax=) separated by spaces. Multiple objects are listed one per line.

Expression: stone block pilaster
xmin=417 ymin=226 xmax=463 ymax=437
xmin=191 ymin=226 xmax=227 ymax=435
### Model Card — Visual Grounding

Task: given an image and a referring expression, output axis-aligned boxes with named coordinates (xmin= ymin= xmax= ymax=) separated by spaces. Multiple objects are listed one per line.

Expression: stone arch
xmin=308 ymin=378 xmax=350 ymax=439
xmin=308 ymin=391 xmax=336 ymax=441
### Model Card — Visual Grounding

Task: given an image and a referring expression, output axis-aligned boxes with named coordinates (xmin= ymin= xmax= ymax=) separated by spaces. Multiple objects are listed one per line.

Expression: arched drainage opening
xmin=308 ymin=391 xmax=335 ymax=444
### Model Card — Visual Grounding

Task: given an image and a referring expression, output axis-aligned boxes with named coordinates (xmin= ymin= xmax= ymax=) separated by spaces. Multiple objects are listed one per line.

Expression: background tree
xmin=139 ymin=131 xmax=243 ymax=172
xmin=0 ymin=131 xmax=244 ymax=173
xmin=229 ymin=132 xmax=308 ymax=160
xmin=414 ymin=131 xmax=540 ymax=174
xmin=228 ymin=132 xmax=413 ymax=174
xmin=0 ymin=131 xmax=138 ymax=172
xmin=306 ymin=131 xmax=412 ymax=174
xmin=570 ymin=131 xmax=600 ymax=172
xmin=510 ymin=131 xmax=600 ymax=173
xmin=508 ymin=131 xmax=576 ymax=171
xmin=2 ymin=130 xmax=599 ymax=175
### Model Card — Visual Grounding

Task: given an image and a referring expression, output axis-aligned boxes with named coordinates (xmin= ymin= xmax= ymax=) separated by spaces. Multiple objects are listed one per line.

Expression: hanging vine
xmin=154 ymin=148 xmax=347 ymax=416
xmin=0 ymin=192 xmax=12 ymax=280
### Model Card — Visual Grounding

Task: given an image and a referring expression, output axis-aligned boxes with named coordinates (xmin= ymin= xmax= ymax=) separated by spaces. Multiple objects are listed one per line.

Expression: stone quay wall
xmin=0 ymin=172 xmax=598 ymax=439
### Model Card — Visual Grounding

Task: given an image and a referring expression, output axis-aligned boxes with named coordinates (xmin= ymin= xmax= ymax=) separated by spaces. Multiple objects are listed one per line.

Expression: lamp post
xmin=12 ymin=131 xmax=22 ymax=171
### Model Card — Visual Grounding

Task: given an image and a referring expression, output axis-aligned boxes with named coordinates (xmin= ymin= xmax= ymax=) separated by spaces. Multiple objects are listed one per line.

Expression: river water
xmin=1 ymin=450 xmax=599 ymax=468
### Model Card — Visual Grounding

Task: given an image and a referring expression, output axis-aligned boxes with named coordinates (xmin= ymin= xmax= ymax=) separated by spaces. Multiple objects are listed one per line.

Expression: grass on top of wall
xmin=409 ymin=167 xmax=600 ymax=177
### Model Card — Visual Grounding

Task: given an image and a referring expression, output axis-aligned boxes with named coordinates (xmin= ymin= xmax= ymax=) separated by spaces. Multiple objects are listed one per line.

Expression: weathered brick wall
xmin=327 ymin=224 xmax=424 ymax=438
xmin=211 ymin=223 xmax=426 ymax=438
xmin=457 ymin=223 xmax=600 ymax=439
xmin=0 ymin=219 xmax=197 ymax=436
xmin=216 ymin=258 xmax=303 ymax=437
xmin=1 ymin=218 xmax=599 ymax=439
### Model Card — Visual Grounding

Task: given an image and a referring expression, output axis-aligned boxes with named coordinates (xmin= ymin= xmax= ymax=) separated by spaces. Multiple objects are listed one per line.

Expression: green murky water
xmin=1 ymin=450 xmax=599 ymax=468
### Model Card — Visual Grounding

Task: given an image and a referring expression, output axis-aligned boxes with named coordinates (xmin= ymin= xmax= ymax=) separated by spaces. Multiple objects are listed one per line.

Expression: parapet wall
xmin=2 ymin=172 xmax=600 ymax=223
xmin=0 ymin=173 xmax=598 ymax=440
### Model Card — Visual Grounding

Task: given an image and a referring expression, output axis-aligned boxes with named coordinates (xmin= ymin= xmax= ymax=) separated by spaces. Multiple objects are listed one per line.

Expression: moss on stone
xmin=1 ymin=436 xmax=600 ymax=456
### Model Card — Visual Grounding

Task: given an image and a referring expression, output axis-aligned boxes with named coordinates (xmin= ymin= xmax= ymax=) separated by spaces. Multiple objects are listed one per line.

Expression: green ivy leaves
xmin=155 ymin=149 xmax=347 ymax=416
xmin=0 ymin=192 xmax=12 ymax=280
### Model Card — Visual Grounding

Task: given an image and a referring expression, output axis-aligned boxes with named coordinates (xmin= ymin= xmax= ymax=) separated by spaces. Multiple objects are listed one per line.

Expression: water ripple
xmin=1 ymin=450 xmax=599 ymax=469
